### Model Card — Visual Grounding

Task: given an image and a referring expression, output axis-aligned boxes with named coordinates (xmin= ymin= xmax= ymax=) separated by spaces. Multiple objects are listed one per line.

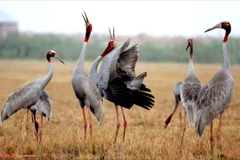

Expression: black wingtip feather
xmin=106 ymin=77 xmax=134 ymax=109
xmin=131 ymin=89 xmax=155 ymax=110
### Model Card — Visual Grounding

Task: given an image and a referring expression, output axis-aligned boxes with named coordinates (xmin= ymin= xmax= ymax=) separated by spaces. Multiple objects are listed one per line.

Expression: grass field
xmin=0 ymin=59 xmax=239 ymax=159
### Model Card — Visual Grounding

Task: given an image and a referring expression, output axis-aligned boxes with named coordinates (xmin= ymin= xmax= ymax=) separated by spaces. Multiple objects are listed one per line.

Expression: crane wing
xmin=82 ymin=77 xmax=104 ymax=126
xmin=98 ymin=39 xmax=130 ymax=90
xmin=195 ymin=78 xmax=234 ymax=137
xmin=1 ymin=81 xmax=42 ymax=124
xmin=30 ymin=90 xmax=52 ymax=120
xmin=180 ymin=76 xmax=202 ymax=125
xmin=102 ymin=77 xmax=134 ymax=109
xmin=117 ymin=42 xmax=140 ymax=80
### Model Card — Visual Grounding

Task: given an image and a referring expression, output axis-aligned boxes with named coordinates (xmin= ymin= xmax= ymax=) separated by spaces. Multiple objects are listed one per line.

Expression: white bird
xmin=0 ymin=50 xmax=64 ymax=144
xmin=195 ymin=21 xmax=234 ymax=154
xmin=71 ymin=12 xmax=104 ymax=141
xmin=91 ymin=29 xmax=154 ymax=143
xmin=180 ymin=38 xmax=202 ymax=146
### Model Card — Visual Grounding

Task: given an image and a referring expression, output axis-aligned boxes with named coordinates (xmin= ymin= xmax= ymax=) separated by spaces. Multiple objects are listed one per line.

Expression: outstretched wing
xmin=127 ymin=72 xmax=147 ymax=91
xmin=117 ymin=42 xmax=141 ymax=80
xmin=98 ymin=39 xmax=130 ymax=90
xmin=131 ymin=84 xmax=155 ymax=110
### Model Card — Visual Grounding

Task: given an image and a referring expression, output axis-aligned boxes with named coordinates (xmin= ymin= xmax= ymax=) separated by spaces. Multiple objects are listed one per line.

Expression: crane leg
xmin=87 ymin=107 xmax=93 ymax=141
xmin=19 ymin=110 xmax=27 ymax=135
xmin=25 ymin=110 xmax=29 ymax=140
xmin=39 ymin=115 xmax=43 ymax=145
xmin=179 ymin=111 xmax=182 ymax=132
xmin=31 ymin=112 xmax=39 ymax=146
xmin=121 ymin=106 xmax=127 ymax=142
xmin=210 ymin=122 xmax=214 ymax=156
xmin=216 ymin=113 xmax=222 ymax=151
xmin=180 ymin=111 xmax=186 ymax=147
xmin=82 ymin=107 xmax=87 ymax=142
xmin=114 ymin=105 xmax=120 ymax=144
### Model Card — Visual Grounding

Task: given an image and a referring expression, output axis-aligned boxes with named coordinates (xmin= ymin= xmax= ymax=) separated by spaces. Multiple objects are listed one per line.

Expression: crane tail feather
xmin=195 ymin=107 xmax=213 ymax=138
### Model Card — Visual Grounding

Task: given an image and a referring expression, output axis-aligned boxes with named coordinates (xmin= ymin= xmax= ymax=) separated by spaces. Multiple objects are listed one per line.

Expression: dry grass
xmin=0 ymin=59 xmax=239 ymax=159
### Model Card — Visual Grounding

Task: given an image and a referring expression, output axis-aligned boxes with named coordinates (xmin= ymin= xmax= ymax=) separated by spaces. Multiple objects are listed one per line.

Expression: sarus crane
xmin=71 ymin=12 xmax=104 ymax=141
xmin=91 ymin=28 xmax=154 ymax=143
xmin=0 ymin=50 xmax=64 ymax=145
xmin=195 ymin=21 xmax=234 ymax=155
xmin=180 ymin=38 xmax=202 ymax=146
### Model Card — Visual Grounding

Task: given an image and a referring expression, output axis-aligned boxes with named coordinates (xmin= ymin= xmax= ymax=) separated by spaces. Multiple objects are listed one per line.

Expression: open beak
xmin=109 ymin=27 xmax=115 ymax=41
xmin=82 ymin=11 xmax=89 ymax=28
xmin=204 ymin=23 xmax=221 ymax=33
xmin=186 ymin=43 xmax=190 ymax=51
xmin=55 ymin=55 xmax=65 ymax=64
xmin=108 ymin=27 xmax=116 ymax=47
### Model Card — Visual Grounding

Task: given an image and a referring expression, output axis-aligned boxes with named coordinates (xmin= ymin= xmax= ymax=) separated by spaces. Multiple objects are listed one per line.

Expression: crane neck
xmin=222 ymin=42 xmax=232 ymax=73
xmin=73 ymin=42 xmax=88 ymax=74
xmin=41 ymin=62 xmax=53 ymax=90
xmin=188 ymin=59 xmax=195 ymax=73
xmin=189 ymin=43 xmax=193 ymax=60
xmin=90 ymin=56 xmax=102 ymax=84
xmin=172 ymin=95 xmax=180 ymax=114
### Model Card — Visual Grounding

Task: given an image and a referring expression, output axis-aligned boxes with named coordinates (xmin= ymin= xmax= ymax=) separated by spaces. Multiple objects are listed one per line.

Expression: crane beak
xmin=82 ymin=11 xmax=89 ymax=28
xmin=186 ymin=43 xmax=190 ymax=51
xmin=55 ymin=55 xmax=65 ymax=65
xmin=109 ymin=27 xmax=116 ymax=41
xmin=204 ymin=23 xmax=222 ymax=33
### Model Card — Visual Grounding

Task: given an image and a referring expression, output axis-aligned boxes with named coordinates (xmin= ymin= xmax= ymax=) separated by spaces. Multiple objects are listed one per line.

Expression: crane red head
xmin=46 ymin=50 xmax=65 ymax=64
xmin=204 ymin=21 xmax=231 ymax=43
xmin=100 ymin=27 xmax=116 ymax=57
xmin=82 ymin=12 xmax=92 ymax=43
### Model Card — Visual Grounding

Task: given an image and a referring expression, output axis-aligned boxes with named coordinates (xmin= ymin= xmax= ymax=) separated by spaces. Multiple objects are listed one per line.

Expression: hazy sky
xmin=0 ymin=1 xmax=240 ymax=37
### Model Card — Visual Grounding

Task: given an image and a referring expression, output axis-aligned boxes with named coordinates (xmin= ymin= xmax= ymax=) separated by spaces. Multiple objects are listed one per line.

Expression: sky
xmin=0 ymin=1 xmax=240 ymax=38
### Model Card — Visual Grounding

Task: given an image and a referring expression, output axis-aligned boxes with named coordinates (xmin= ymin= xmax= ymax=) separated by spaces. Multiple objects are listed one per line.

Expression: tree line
xmin=0 ymin=33 xmax=239 ymax=64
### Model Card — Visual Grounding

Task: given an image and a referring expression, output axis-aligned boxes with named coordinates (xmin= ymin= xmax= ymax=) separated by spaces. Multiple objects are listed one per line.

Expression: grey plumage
xmin=115 ymin=39 xmax=155 ymax=109
xmin=172 ymin=81 xmax=182 ymax=115
xmin=91 ymin=37 xmax=134 ymax=109
xmin=72 ymin=12 xmax=104 ymax=128
xmin=195 ymin=22 xmax=234 ymax=139
xmin=164 ymin=81 xmax=182 ymax=128
xmin=127 ymin=72 xmax=147 ymax=91
xmin=30 ymin=90 xmax=52 ymax=120
xmin=196 ymin=66 xmax=234 ymax=137
xmin=180 ymin=39 xmax=202 ymax=126
xmin=174 ymin=81 xmax=182 ymax=102
xmin=0 ymin=50 xmax=64 ymax=125
xmin=90 ymin=32 xmax=154 ymax=142
xmin=107 ymin=39 xmax=155 ymax=109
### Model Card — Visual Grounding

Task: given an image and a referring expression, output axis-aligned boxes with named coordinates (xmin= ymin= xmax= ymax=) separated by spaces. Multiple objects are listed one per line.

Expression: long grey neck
xmin=73 ymin=42 xmax=87 ymax=74
xmin=172 ymin=95 xmax=179 ymax=114
xmin=222 ymin=42 xmax=232 ymax=73
xmin=188 ymin=59 xmax=195 ymax=74
xmin=41 ymin=62 xmax=53 ymax=90
xmin=90 ymin=56 xmax=102 ymax=84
